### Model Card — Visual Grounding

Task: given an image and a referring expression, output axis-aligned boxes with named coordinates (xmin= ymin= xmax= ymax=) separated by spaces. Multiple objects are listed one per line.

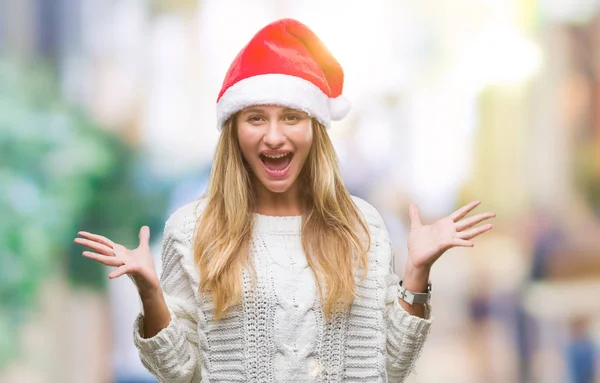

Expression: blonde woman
xmin=75 ymin=19 xmax=495 ymax=382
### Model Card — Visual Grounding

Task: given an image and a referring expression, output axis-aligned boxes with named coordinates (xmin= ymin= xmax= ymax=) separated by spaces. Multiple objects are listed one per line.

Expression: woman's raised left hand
xmin=406 ymin=200 xmax=495 ymax=272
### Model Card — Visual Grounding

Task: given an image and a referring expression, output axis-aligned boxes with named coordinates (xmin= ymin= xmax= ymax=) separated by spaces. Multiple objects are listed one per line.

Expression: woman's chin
xmin=262 ymin=179 xmax=294 ymax=194
xmin=255 ymin=172 xmax=298 ymax=194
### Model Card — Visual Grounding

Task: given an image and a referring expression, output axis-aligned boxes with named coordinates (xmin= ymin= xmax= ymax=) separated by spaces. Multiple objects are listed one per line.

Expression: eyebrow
xmin=240 ymin=107 xmax=306 ymax=115
xmin=241 ymin=108 xmax=265 ymax=114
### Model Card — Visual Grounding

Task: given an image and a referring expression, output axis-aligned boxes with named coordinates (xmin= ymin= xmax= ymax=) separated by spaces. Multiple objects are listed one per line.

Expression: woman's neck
xmin=253 ymin=179 xmax=303 ymax=216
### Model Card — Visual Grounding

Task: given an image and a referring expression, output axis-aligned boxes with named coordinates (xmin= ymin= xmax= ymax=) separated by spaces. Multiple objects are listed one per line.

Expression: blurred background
xmin=1 ymin=0 xmax=600 ymax=382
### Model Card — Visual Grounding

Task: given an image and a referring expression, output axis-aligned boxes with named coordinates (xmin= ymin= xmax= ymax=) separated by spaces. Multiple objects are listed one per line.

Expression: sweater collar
xmin=253 ymin=213 xmax=302 ymax=234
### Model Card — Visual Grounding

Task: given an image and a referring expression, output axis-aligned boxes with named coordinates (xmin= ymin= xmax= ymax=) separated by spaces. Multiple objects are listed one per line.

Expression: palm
xmin=116 ymin=242 xmax=160 ymax=292
xmin=407 ymin=200 xmax=495 ymax=269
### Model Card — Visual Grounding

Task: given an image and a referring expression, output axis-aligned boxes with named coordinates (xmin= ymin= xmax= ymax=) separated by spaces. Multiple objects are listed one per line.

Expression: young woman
xmin=75 ymin=18 xmax=495 ymax=382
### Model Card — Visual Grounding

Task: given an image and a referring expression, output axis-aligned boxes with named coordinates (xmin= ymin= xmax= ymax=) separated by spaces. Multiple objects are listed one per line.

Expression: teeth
xmin=262 ymin=153 xmax=289 ymax=159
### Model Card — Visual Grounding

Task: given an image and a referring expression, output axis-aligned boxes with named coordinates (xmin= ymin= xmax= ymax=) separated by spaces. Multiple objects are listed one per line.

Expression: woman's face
xmin=236 ymin=105 xmax=313 ymax=195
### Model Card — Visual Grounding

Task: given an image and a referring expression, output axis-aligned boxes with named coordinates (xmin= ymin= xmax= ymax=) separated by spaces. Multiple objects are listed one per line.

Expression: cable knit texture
xmin=133 ymin=196 xmax=433 ymax=382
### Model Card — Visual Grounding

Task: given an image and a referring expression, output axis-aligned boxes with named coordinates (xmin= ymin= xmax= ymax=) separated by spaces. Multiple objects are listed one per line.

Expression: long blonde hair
xmin=193 ymin=117 xmax=370 ymax=320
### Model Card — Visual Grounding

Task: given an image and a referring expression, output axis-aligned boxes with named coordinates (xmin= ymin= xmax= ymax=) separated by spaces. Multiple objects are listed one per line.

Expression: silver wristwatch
xmin=398 ymin=280 xmax=432 ymax=305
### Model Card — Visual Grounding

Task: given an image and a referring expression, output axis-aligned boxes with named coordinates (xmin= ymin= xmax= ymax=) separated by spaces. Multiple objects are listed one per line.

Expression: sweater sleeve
xmin=353 ymin=196 xmax=433 ymax=381
xmin=133 ymin=217 xmax=202 ymax=383
xmin=379 ymin=216 xmax=433 ymax=382
xmin=385 ymin=273 xmax=433 ymax=381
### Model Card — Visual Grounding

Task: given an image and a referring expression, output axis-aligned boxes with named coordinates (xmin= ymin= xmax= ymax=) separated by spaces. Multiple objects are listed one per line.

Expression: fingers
xmin=76 ymin=231 xmax=137 ymax=281
xmin=450 ymin=200 xmax=481 ymax=222
xmin=452 ymin=238 xmax=474 ymax=247
xmin=82 ymin=251 xmax=125 ymax=267
xmin=77 ymin=231 xmax=115 ymax=248
xmin=457 ymin=223 xmax=493 ymax=240
xmin=138 ymin=226 xmax=150 ymax=248
xmin=108 ymin=265 xmax=129 ymax=279
xmin=74 ymin=237 xmax=114 ymax=256
xmin=409 ymin=203 xmax=422 ymax=229
xmin=455 ymin=211 xmax=496 ymax=232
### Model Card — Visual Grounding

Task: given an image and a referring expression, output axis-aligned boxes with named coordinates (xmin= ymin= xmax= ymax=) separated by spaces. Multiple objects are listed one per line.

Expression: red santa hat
xmin=216 ymin=18 xmax=350 ymax=130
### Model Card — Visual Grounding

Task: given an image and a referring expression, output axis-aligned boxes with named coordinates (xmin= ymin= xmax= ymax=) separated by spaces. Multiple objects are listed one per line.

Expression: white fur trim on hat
xmin=216 ymin=74 xmax=348 ymax=130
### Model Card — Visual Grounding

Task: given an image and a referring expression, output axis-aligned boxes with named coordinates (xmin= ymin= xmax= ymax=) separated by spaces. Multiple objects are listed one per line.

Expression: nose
xmin=262 ymin=121 xmax=286 ymax=147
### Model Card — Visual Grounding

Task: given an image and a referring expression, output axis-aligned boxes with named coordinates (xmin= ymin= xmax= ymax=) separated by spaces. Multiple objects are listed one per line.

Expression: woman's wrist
xmin=397 ymin=260 xmax=430 ymax=317
xmin=139 ymin=285 xmax=163 ymax=303
xmin=402 ymin=260 xmax=431 ymax=293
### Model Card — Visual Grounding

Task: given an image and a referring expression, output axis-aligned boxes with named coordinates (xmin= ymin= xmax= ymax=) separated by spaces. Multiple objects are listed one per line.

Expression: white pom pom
xmin=329 ymin=95 xmax=351 ymax=120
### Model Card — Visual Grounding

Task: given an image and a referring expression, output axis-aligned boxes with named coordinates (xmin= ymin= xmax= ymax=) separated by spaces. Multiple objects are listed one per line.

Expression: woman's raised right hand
xmin=74 ymin=226 xmax=160 ymax=297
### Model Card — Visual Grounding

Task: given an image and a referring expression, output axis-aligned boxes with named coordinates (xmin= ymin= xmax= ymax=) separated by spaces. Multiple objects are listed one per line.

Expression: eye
xmin=283 ymin=114 xmax=301 ymax=123
xmin=247 ymin=115 xmax=265 ymax=124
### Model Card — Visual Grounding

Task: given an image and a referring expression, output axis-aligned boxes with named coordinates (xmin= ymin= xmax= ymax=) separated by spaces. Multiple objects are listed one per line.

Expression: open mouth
xmin=259 ymin=152 xmax=293 ymax=174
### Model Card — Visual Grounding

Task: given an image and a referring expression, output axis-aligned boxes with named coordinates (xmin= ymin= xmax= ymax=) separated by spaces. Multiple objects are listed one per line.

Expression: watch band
xmin=398 ymin=280 xmax=432 ymax=305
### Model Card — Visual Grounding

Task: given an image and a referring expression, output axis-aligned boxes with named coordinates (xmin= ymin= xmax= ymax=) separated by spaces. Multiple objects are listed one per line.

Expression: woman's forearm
xmin=140 ymin=287 xmax=172 ymax=338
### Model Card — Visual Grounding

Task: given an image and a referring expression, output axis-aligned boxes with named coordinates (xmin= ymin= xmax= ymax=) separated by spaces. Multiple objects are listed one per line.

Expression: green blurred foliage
xmin=0 ymin=58 xmax=171 ymax=368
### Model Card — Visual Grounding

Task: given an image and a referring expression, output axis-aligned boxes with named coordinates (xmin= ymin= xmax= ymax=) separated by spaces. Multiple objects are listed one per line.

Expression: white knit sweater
xmin=133 ymin=197 xmax=433 ymax=382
